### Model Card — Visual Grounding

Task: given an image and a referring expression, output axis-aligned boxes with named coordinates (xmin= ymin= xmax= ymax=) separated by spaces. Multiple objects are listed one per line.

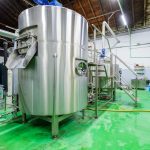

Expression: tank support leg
xmin=113 ymin=89 xmax=116 ymax=101
xmin=82 ymin=109 xmax=85 ymax=119
xmin=22 ymin=113 xmax=27 ymax=123
xmin=52 ymin=115 xmax=59 ymax=139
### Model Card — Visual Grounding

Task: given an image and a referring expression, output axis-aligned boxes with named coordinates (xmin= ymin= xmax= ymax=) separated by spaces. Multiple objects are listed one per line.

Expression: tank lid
xmin=33 ymin=0 xmax=62 ymax=7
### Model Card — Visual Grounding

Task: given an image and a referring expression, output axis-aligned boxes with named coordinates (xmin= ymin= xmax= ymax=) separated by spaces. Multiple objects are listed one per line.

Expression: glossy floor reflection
xmin=0 ymin=90 xmax=150 ymax=150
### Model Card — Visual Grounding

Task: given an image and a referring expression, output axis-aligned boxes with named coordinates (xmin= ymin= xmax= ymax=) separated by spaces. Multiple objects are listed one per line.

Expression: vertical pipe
xmin=102 ymin=21 xmax=105 ymax=49
xmin=94 ymin=29 xmax=96 ymax=63
xmin=94 ymin=31 xmax=98 ymax=119
xmin=4 ymin=93 xmax=6 ymax=111
xmin=114 ymin=55 xmax=117 ymax=100
xmin=95 ymin=64 xmax=98 ymax=118
xmin=110 ymin=53 xmax=113 ymax=77
xmin=3 ymin=41 xmax=8 ymax=92
xmin=135 ymin=77 xmax=138 ymax=106
xmin=114 ymin=55 xmax=116 ymax=77
xmin=129 ymin=29 xmax=138 ymax=105
xmin=52 ymin=53 xmax=58 ymax=138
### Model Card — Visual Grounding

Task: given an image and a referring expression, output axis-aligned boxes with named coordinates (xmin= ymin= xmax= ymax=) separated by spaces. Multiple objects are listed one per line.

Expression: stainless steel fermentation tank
xmin=11 ymin=6 xmax=88 ymax=137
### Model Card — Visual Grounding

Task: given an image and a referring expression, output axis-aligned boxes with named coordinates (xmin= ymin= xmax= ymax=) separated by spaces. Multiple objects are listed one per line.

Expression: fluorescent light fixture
xmin=121 ymin=14 xmax=127 ymax=26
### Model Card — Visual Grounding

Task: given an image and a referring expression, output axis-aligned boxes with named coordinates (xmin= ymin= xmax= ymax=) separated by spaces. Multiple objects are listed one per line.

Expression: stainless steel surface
xmin=18 ymin=6 xmax=88 ymax=115
xmin=6 ymin=41 xmax=37 ymax=69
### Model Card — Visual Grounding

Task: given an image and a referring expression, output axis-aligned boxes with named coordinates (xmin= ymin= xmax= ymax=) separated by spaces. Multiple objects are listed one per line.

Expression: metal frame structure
xmin=0 ymin=29 xmax=19 ymax=120
xmin=0 ymin=20 xmax=138 ymax=138
xmin=22 ymin=112 xmax=74 ymax=138
xmin=87 ymin=22 xmax=118 ymax=118
xmin=87 ymin=20 xmax=138 ymax=118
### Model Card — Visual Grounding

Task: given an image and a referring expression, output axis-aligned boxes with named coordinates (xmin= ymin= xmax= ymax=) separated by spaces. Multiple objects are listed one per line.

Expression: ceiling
xmin=0 ymin=0 xmax=150 ymax=37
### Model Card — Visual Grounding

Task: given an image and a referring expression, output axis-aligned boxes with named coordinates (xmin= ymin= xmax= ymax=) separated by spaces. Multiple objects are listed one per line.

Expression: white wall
xmin=95 ymin=29 xmax=150 ymax=80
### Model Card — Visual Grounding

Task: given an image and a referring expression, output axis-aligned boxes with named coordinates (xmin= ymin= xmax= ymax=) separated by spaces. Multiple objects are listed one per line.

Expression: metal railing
xmin=91 ymin=22 xmax=138 ymax=104
xmin=88 ymin=21 xmax=138 ymax=119
xmin=111 ymin=53 xmax=138 ymax=104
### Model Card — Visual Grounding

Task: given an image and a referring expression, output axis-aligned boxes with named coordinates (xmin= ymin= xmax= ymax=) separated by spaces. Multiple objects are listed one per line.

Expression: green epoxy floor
xmin=0 ymin=90 xmax=150 ymax=150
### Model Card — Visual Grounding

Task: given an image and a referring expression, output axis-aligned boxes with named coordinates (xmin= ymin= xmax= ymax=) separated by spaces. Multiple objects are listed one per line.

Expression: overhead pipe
xmin=108 ymin=12 xmax=115 ymax=25
xmin=92 ymin=24 xmax=119 ymax=50
xmin=87 ymin=10 xmax=120 ymax=21
xmin=102 ymin=21 xmax=120 ymax=49
xmin=0 ymin=29 xmax=18 ymax=39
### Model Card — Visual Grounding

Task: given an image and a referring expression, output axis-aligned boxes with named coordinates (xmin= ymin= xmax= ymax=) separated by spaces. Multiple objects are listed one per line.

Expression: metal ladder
xmin=88 ymin=61 xmax=115 ymax=100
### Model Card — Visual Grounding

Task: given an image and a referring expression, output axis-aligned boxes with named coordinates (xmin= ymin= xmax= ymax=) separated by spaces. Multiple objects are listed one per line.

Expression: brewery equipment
xmin=6 ymin=5 xmax=88 ymax=137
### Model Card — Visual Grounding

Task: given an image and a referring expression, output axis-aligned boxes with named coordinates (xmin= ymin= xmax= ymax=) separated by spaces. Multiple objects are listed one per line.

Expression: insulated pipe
xmin=3 ymin=41 xmax=8 ymax=92
xmin=108 ymin=12 xmax=115 ymax=25
xmin=102 ymin=21 xmax=120 ymax=49
xmin=0 ymin=29 xmax=18 ymax=39
xmin=93 ymin=28 xmax=97 ymax=63
xmin=87 ymin=10 xmax=120 ymax=21
xmin=92 ymin=24 xmax=113 ymax=50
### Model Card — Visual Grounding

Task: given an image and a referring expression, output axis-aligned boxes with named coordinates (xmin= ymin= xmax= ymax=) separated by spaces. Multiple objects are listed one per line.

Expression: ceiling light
xmin=121 ymin=14 xmax=127 ymax=26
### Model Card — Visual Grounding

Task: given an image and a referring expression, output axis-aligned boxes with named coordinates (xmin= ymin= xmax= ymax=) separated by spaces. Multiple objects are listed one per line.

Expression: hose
xmin=87 ymin=107 xmax=150 ymax=112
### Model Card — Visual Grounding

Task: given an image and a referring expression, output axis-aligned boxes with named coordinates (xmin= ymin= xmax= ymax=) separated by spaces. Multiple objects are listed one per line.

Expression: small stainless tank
xmin=17 ymin=6 xmax=88 ymax=116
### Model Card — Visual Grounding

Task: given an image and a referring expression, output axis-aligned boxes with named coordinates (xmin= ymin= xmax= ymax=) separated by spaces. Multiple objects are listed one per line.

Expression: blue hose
xmin=33 ymin=0 xmax=62 ymax=6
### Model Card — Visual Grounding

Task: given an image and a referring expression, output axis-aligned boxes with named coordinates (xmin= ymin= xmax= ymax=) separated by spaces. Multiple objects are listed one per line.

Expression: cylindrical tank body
xmin=18 ymin=6 xmax=88 ymax=116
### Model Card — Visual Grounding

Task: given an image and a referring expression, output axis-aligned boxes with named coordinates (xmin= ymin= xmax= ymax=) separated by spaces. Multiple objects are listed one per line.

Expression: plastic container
xmin=145 ymin=86 xmax=150 ymax=91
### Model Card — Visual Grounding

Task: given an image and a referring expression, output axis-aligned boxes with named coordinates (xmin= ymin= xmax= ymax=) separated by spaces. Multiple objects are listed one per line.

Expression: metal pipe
xmin=95 ymin=64 xmax=98 ymax=118
xmin=0 ymin=29 xmax=18 ymax=39
xmin=92 ymin=24 xmax=115 ymax=51
xmin=5 ymin=26 xmax=16 ymax=31
xmin=87 ymin=10 xmax=120 ymax=21
xmin=92 ymin=24 xmax=102 ymax=35
xmin=94 ymin=28 xmax=97 ymax=63
xmin=102 ymin=22 xmax=106 ymax=49
xmin=108 ymin=12 xmax=115 ymax=25
xmin=92 ymin=27 xmax=98 ymax=118
xmin=111 ymin=41 xmax=120 ymax=49
xmin=3 ymin=41 xmax=8 ymax=92
xmin=135 ymin=77 xmax=138 ymax=105
xmin=102 ymin=21 xmax=120 ymax=49
xmin=129 ymin=31 xmax=150 ymax=58
xmin=23 ymin=0 xmax=34 ymax=6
